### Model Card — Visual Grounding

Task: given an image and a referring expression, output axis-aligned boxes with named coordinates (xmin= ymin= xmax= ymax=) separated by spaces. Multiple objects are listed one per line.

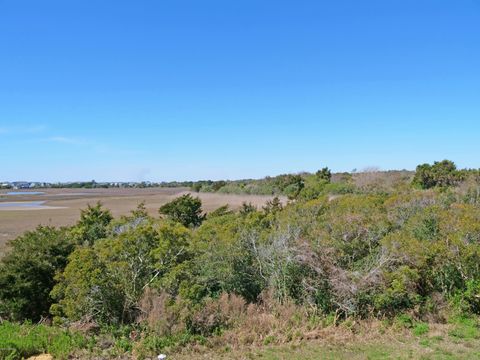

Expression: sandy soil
xmin=0 ymin=188 xmax=280 ymax=252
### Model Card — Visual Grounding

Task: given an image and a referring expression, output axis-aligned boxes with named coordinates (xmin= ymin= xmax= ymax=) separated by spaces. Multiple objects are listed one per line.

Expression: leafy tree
xmin=0 ymin=226 xmax=75 ymax=321
xmin=159 ymin=194 xmax=205 ymax=227
xmin=413 ymin=160 xmax=459 ymax=189
xmin=316 ymin=167 xmax=332 ymax=183
xmin=130 ymin=201 xmax=149 ymax=219
xmin=298 ymin=181 xmax=328 ymax=201
xmin=50 ymin=246 xmax=117 ymax=324
xmin=212 ymin=180 xmax=227 ymax=192
xmin=187 ymin=213 xmax=267 ymax=303
xmin=151 ymin=222 xmax=193 ymax=296
xmin=70 ymin=202 xmax=113 ymax=245
xmin=52 ymin=222 xmax=159 ymax=324
xmin=278 ymin=174 xmax=305 ymax=200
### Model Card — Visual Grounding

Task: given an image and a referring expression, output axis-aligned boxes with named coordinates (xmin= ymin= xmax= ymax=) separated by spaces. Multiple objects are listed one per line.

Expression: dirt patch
xmin=27 ymin=355 xmax=53 ymax=360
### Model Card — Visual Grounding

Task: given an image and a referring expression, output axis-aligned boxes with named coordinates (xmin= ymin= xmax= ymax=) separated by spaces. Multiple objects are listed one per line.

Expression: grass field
xmin=0 ymin=188 xmax=280 ymax=252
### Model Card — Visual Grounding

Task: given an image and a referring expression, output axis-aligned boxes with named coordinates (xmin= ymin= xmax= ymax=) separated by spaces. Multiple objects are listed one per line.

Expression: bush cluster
xmin=2 ymin=161 xmax=480 ymax=358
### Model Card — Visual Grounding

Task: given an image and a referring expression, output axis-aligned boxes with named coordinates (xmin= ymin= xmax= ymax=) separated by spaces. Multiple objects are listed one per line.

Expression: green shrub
xmin=458 ymin=280 xmax=480 ymax=314
xmin=159 ymin=194 xmax=205 ymax=227
xmin=0 ymin=226 xmax=75 ymax=321
xmin=448 ymin=316 xmax=480 ymax=340
xmin=412 ymin=160 xmax=461 ymax=189
xmin=0 ymin=322 xmax=89 ymax=360
xmin=52 ymin=221 xmax=161 ymax=324
xmin=394 ymin=314 xmax=414 ymax=329
xmin=413 ymin=323 xmax=429 ymax=336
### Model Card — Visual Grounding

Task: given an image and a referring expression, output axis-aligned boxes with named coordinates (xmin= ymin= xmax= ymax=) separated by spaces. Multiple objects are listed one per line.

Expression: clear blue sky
xmin=1 ymin=0 xmax=479 ymax=182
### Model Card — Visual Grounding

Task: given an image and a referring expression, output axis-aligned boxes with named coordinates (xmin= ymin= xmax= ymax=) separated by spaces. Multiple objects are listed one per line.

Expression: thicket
xmin=1 ymin=160 xmax=480 ymax=358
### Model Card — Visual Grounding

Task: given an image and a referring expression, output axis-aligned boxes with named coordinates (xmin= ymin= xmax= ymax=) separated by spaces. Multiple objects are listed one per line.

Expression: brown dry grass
xmin=0 ymin=188 xmax=281 ymax=253
xmin=172 ymin=320 xmax=479 ymax=360
xmin=136 ymin=290 xmax=480 ymax=359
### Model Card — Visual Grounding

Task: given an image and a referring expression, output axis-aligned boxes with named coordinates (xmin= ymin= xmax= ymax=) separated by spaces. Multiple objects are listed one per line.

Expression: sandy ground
xmin=0 ymin=188 xmax=280 ymax=252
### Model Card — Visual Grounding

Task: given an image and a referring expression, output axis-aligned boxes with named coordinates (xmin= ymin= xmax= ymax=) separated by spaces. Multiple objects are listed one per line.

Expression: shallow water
xmin=0 ymin=201 xmax=46 ymax=208
xmin=7 ymin=191 xmax=45 ymax=196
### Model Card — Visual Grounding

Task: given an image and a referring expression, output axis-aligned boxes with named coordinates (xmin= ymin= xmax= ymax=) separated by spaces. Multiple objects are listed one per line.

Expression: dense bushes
xmin=412 ymin=160 xmax=480 ymax=190
xmin=2 ymin=161 xmax=480 ymax=358
xmin=0 ymin=202 xmax=115 ymax=322
xmin=159 ymin=194 xmax=205 ymax=227
xmin=0 ymin=226 xmax=75 ymax=321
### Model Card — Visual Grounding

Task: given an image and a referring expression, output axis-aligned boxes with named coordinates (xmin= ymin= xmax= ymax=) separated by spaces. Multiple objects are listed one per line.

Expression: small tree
xmin=263 ymin=196 xmax=283 ymax=215
xmin=413 ymin=160 xmax=459 ymax=189
xmin=51 ymin=222 xmax=160 ymax=325
xmin=0 ymin=226 xmax=75 ymax=321
xmin=159 ymin=194 xmax=205 ymax=227
xmin=279 ymin=175 xmax=305 ymax=200
xmin=70 ymin=202 xmax=113 ymax=245
xmin=240 ymin=202 xmax=257 ymax=216
xmin=316 ymin=167 xmax=332 ymax=183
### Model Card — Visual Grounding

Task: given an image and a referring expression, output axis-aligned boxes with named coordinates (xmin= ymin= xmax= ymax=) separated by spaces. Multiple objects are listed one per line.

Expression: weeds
xmin=0 ymin=321 xmax=90 ymax=360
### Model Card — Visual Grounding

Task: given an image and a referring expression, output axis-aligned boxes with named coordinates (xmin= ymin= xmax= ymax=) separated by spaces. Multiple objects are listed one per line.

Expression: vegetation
xmin=413 ymin=160 xmax=460 ymax=189
xmin=159 ymin=194 xmax=205 ymax=227
xmin=2 ymin=160 xmax=480 ymax=359
xmin=0 ymin=226 xmax=75 ymax=321
xmin=0 ymin=321 xmax=89 ymax=360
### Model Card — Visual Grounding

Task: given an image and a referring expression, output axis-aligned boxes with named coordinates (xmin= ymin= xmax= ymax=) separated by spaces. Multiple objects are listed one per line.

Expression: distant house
xmin=0 ymin=182 xmax=12 ymax=189
xmin=12 ymin=182 xmax=30 ymax=189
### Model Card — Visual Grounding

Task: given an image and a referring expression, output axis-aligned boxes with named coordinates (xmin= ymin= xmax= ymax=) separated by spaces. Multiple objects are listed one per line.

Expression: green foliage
xmin=70 ymin=202 xmax=113 ymax=245
xmin=281 ymin=174 xmax=305 ymax=200
xmin=185 ymin=213 xmax=267 ymax=303
xmin=383 ymin=203 xmax=480 ymax=302
xmin=297 ymin=173 xmax=330 ymax=201
xmin=323 ymin=182 xmax=356 ymax=195
xmin=413 ymin=322 xmax=430 ymax=336
xmin=52 ymin=221 xmax=159 ymax=324
xmin=240 ymin=202 xmax=257 ymax=216
xmin=454 ymin=280 xmax=480 ymax=314
xmin=413 ymin=160 xmax=460 ymax=189
xmin=375 ymin=267 xmax=421 ymax=315
xmin=316 ymin=167 xmax=332 ymax=183
xmin=394 ymin=314 xmax=414 ymax=329
xmin=159 ymin=194 xmax=205 ymax=227
xmin=320 ymin=194 xmax=391 ymax=268
xmin=5 ymin=166 xmax=480 ymax=358
xmin=151 ymin=222 xmax=193 ymax=295
xmin=448 ymin=316 xmax=480 ymax=340
xmin=50 ymin=245 xmax=122 ymax=324
xmin=207 ymin=205 xmax=233 ymax=219
xmin=0 ymin=226 xmax=75 ymax=321
xmin=0 ymin=321 xmax=89 ymax=360
xmin=262 ymin=196 xmax=283 ymax=215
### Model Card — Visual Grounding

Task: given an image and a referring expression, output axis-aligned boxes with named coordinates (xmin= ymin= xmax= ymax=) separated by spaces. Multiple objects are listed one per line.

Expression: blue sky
xmin=1 ymin=0 xmax=479 ymax=182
